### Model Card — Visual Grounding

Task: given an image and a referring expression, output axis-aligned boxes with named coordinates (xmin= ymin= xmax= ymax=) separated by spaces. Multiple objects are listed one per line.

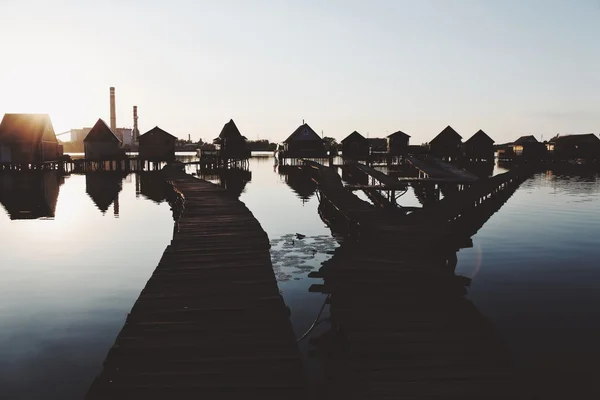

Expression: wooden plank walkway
xmin=86 ymin=171 xmax=306 ymax=400
xmin=406 ymin=155 xmax=479 ymax=182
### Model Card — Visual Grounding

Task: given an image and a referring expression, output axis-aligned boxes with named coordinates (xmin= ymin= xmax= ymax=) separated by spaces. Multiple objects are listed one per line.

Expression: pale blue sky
xmin=1 ymin=0 xmax=598 ymax=144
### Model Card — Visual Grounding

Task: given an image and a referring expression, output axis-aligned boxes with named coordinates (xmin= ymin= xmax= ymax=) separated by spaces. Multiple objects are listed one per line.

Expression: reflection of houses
xmin=341 ymin=131 xmax=369 ymax=160
xmin=463 ymin=129 xmax=495 ymax=162
xmin=138 ymin=127 xmax=177 ymax=162
xmin=281 ymin=122 xmax=326 ymax=158
xmin=429 ymin=125 xmax=462 ymax=161
xmin=0 ymin=113 xmax=63 ymax=164
xmin=213 ymin=119 xmax=250 ymax=161
xmin=547 ymin=134 xmax=600 ymax=161
xmin=137 ymin=172 xmax=167 ymax=204
xmin=84 ymin=119 xmax=123 ymax=160
xmin=0 ymin=171 xmax=63 ymax=219
xmin=278 ymin=165 xmax=317 ymax=204
xmin=196 ymin=168 xmax=252 ymax=199
xmin=85 ymin=172 xmax=125 ymax=215
xmin=386 ymin=130 xmax=410 ymax=156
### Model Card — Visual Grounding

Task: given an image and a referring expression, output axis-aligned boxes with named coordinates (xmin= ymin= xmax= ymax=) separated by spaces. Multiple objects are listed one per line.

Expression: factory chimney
xmin=133 ymin=105 xmax=139 ymax=141
xmin=109 ymin=87 xmax=116 ymax=133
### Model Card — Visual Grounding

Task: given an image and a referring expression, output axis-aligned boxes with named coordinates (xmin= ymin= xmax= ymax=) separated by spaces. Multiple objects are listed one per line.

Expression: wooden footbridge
xmin=305 ymin=164 xmax=528 ymax=399
xmin=304 ymin=160 xmax=533 ymax=248
xmin=86 ymin=169 xmax=306 ymax=399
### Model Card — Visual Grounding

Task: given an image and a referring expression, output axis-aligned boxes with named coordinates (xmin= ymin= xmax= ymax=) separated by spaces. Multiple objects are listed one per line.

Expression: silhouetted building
xmin=386 ymin=130 xmax=410 ymax=156
xmin=85 ymin=172 xmax=125 ymax=215
xmin=341 ymin=131 xmax=369 ymax=159
xmin=463 ymin=129 xmax=495 ymax=161
xmin=547 ymin=133 xmax=600 ymax=161
xmin=510 ymin=135 xmax=546 ymax=160
xmin=0 ymin=113 xmax=63 ymax=164
xmin=0 ymin=171 xmax=62 ymax=219
xmin=213 ymin=119 xmax=250 ymax=161
xmin=429 ymin=126 xmax=462 ymax=160
xmin=282 ymin=122 xmax=326 ymax=157
xmin=138 ymin=126 xmax=177 ymax=161
xmin=367 ymin=138 xmax=387 ymax=153
xmin=84 ymin=119 xmax=123 ymax=160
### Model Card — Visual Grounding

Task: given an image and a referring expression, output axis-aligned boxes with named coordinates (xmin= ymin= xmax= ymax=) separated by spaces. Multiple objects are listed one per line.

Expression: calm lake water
xmin=1 ymin=154 xmax=599 ymax=399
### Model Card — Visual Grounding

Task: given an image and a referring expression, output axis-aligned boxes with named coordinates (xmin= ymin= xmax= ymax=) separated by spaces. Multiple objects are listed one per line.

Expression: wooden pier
xmin=304 ymin=163 xmax=531 ymax=399
xmin=305 ymin=160 xmax=533 ymax=249
xmin=406 ymin=155 xmax=479 ymax=182
xmin=86 ymin=169 xmax=306 ymax=399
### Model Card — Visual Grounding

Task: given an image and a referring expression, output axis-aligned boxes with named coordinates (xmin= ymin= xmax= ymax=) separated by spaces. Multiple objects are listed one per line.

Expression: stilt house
xmin=0 ymin=113 xmax=63 ymax=164
xmin=84 ymin=119 xmax=123 ymax=160
xmin=138 ymin=126 xmax=177 ymax=161
xmin=341 ymin=131 xmax=369 ymax=159
xmin=429 ymin=126 xmax=463 ymax=161
xmin=463 ymin=130 xmax=495 ymax=161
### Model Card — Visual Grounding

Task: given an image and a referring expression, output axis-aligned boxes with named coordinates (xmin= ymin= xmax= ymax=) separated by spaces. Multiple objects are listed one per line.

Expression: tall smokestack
xmin=133 ymin=105 xmax=139 ymax=141
xmin=110 ymin=87 xmax=116 ymax=133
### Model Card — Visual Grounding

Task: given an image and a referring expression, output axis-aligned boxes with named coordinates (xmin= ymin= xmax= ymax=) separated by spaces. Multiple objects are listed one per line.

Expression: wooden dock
xmin=86 ymin=170 xmax=306 ymax=399
xmin=305 ymin=160 xmax=533 ymax=249
xmin=406 ymin=155 xmax=479 ymax=182
xmin=305 ymin=165 xmax=530 ymax=399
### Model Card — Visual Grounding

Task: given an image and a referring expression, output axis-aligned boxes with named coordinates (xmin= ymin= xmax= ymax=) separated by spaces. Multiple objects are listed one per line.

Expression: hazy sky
xmin=1 ymin=0 xmax=599 ymax=144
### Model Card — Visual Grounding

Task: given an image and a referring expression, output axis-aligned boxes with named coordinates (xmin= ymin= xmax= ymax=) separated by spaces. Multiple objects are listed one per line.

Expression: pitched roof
xmin=465 ymin=129 xmax=495 ymax=144
xmin=341 ymin=131 xmax=368 ymax=144
xmin=138 ymin=126 xmax=177 ymax=142
xmin=0 ymin=113 xmax=57 ymax=144
xmin=284 ymin=123 xmax=322 ymax=143
xmin=512 ymin=135 xmax=538 ymax=145
xmin=216 ymin=119 xmax=245 ymax=141
xmin=387 ymin=130 xmax=411 ymax=139
xmin=549 ymin=133 xmax=600 ymax=144
xmin=430 ymin=125 xmax=462 ymax=144
xmin=84 ymin=119 xmax=121 ymax=143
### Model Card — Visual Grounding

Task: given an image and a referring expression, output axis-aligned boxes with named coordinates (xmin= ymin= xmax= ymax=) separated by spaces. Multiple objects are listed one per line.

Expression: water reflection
xmin=278 ymin=165 xmax=318 ymax=204
xmin=136 ymin=172 xmax=167 ymax=204
xmin=85 ymin=172 xmax=126 ymax=216
xmin=195 ymin=167 xmax=252 ymax=198
xmin=0 ymin=171 xmax=64 ymax=219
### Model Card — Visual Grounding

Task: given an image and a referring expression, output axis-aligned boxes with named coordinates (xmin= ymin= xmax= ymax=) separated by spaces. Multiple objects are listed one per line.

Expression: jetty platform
xmin=86 ymin=170 xmax=305 ymax=399
xmin=406 ymin=155 xmax=479 ymax=182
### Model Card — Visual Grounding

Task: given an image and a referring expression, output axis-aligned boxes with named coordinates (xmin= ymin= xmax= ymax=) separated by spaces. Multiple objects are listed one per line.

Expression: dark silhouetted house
xmin=429 ymin=126 xmax=463 ymax=160
xmin=85 ymin=172 xmax=125 ymax=215
xmin=0 ymin=171 xmax=63 ymax=219
xmin=84 ymin=119 xmax=123 ymax=160
xmin=463 ymin=130 xmax=495 ymax=161
xmin=547 ymin=134 xmax=600 ymax=160
xmin=0 ymin=113 xmax=63 ymax=164
xmin=213 ymin=119 xmax=250 ymax=161
xmin=368 ymin=138 xmax=387 ymax=153
xmin=510 ymin=135 xmax=546 ymax=160
xmin=282 ymin=123 xmax=326 ymax=157
xmin=138 ymin=126 xmax=177 ymax=161
xmin=387 ymin=130 xmax=410 ymax=156
xmin=341 ymin=131 xmax=369 ymax=159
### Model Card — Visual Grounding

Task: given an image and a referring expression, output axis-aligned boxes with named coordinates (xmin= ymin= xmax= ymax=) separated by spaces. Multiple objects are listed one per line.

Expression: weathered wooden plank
xmin=86 ymin=170 xmax=306 ymax=399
